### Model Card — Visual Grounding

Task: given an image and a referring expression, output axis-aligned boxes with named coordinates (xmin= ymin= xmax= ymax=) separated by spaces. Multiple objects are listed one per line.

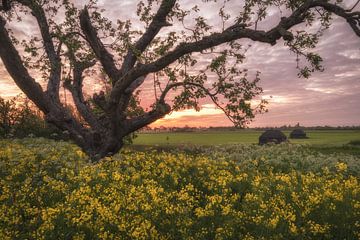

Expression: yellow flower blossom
xmin=336 ymin=162 xmax=347 ymax=172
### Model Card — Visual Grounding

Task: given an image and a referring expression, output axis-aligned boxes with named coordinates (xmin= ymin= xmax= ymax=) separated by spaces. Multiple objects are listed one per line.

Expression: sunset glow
xmin=152 ymin=104 xmax=226 ymax=127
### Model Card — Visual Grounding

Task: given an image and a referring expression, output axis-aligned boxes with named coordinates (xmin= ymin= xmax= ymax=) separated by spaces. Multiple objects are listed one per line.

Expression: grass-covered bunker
xmin=290 ymin=129 xmax=307 ymax=139
xmin=259 ymin=130 xmax=287 ymax=145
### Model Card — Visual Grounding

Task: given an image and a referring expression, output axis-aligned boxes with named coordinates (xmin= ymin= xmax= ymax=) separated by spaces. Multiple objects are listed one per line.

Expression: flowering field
xmin=0 ymin=139 xmax=359 ymax=239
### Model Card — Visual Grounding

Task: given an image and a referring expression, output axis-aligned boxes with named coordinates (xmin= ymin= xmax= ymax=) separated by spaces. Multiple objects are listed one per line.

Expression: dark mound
xmin=259 ymin=130 xmax=287 ymax=145
xmin=348 ymin=140 xmax=360 ymax=146
xmin=290 ymin=129 xmax=307 ymax=139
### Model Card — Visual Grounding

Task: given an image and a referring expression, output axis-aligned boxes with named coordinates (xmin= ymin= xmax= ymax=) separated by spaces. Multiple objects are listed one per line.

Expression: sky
xmin=0 ymin=0 xmax=359 ymax=128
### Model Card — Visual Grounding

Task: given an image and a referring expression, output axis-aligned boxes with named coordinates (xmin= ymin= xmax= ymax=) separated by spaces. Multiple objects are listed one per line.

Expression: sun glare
xmin=163 ymin=104 xmax=223 ymax=120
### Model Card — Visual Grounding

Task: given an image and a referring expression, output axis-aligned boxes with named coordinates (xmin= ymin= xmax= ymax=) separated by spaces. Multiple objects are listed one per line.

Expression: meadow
xmin=134 ymin=129 xmax=360 ymax=146
xmin=0 ymin=137 xmax=359 ymax=239
xmin=134 ymin=129 xmax=360 ymax=156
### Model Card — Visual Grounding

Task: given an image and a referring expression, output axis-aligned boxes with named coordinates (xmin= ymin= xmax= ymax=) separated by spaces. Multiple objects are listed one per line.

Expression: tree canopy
xmin=0 ymin=0 xmax=359 ymax=160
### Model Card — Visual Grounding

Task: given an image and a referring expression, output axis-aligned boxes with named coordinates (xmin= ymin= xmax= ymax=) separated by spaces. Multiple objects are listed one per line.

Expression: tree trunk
xmin=45 ymin=111 xmax=125 ymax=162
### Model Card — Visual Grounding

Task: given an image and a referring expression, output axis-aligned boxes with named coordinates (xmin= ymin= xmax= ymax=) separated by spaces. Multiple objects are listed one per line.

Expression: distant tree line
xmin=253 ymin=125 xmax=360 ymax=131
xmin=140 ymin=124 xmax=360 ymax=133
xmin=0 ymin=96 xmax=65 ymax=139
xmin=210 ymin=125 xmax=360 ymax=131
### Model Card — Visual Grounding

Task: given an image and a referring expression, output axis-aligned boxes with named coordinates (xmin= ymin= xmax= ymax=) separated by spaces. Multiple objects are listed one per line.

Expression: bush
xmin=0 ymin=96 xmax=66 ymax=139
xmin=0 ymin=139 xmax=359 ymax=239
xmin=11 ymin=101 xmax=54 ymax=138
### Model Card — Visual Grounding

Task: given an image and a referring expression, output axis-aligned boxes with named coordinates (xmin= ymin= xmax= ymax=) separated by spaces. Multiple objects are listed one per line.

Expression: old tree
xmin=0 ymin=0 xmax=359 ymax=160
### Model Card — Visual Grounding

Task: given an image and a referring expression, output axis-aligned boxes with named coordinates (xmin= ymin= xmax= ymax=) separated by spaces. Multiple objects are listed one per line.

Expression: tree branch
xmin=124 ymin=102 xmax=170 ymax=134
xmin=79 ymin=7 xmax=120 ymax=82
xmin=120 ymin=0 xmax=175 ymax=76
xmin=314 ymin=1 xmax=360 ymax=37
xmin=18 ymin=0 xmax=62 ymax=103
xmin=125 ymin=80 xmax=212 ymax=134
xmin=63 ymin=46 xmax=100 ymax=130
xmin=0 ymin=16 xmax=50 ymax=113
xmin=348 ymin=0 xmax=360 ymax=12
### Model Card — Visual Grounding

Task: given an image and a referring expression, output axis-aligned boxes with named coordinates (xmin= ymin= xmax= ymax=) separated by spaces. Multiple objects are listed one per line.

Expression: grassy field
xmin=133 ymin=130 xmax=360 ymax=156
xmin=134 ymin=129 xmax=360 ymax=146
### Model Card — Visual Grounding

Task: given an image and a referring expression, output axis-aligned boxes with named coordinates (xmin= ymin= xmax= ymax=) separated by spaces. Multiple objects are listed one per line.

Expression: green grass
xmin=135 ymin=130 xmax=259 ymax=145
xmin=133 ymin=130 xmax=360 ymax=156
xmin=134 ymin=129 xmax=360 ymax=146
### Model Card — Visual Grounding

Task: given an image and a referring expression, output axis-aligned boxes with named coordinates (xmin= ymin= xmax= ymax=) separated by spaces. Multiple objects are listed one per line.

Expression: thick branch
xmin=19 ymin=0 xmax=62 ymax=103
xmin=125 ymin=102 xmax=171 ymax=134
xmin=125 ymin=81 xmax=213 ymax=134
xmin=63 ymin=48 xmax=100 ymax=129
xmin=66 ymin=81 xmax=100 ymax=129
xmin=79 ymin=8 xmax=120 ymax=81
xmin=0 ymin=16 xmax=49 ymax=113
xmin=142 ymin=28 xmax=268 ymax=72
xmin=115 ymin=75 xmax=147 ymax=119
xmin=120 ymin=0 xmax=175 ymax=76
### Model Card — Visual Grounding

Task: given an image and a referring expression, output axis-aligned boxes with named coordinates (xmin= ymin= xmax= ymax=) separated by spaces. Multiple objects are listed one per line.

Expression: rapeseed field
xmin=0 ymin=139 xmax=359 ymax=239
